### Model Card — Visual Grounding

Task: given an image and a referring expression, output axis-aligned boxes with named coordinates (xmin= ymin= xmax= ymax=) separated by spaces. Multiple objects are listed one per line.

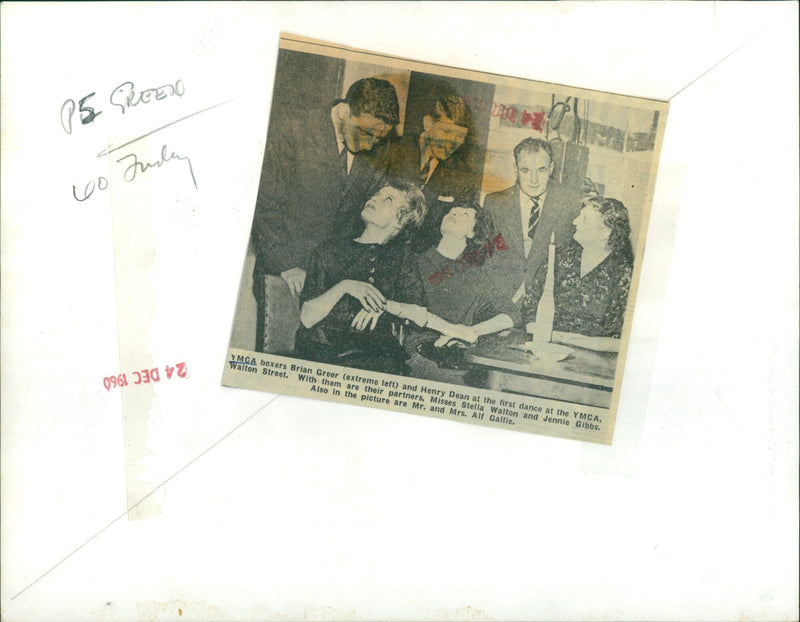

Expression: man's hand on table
xmin=280 ymin=267 xmax=306 ymax=297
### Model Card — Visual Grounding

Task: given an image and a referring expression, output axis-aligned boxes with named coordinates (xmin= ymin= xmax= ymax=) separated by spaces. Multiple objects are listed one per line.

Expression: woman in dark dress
xmin=413 ymin=201 xmax=517 ymax=346
xmin=295 ymin=180 xmax=427 ymax=374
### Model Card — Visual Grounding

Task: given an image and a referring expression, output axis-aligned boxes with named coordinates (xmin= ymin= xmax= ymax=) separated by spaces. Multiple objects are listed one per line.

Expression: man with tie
xmin=250 ymin=77 xmax=400 ymax=351
xmin=483 ymin=137 xmax=583 ymax=308
xmin=387 ymin=94 xmax=481 ymax=252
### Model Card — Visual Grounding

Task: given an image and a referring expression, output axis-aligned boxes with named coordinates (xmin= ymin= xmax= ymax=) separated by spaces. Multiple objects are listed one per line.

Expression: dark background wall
xmin=269 ymin=49 xmax=344 ymax=131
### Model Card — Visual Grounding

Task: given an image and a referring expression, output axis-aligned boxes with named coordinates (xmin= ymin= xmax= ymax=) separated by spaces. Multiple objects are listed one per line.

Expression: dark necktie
xmin=527 ymin=196 xmax=541 ymax=239
xmin=420 ymin=156 xmax=434 ymax=186
xmin=339 ymin=147 xmax=349 ymax=175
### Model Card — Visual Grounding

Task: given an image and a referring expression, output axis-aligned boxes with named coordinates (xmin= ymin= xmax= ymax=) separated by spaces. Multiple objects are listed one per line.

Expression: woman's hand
xmin=300 ymin=279 xmax=383 ymax=329
xmin=351 ymin=308 xmax=383 ymax=332
xmin=339 ymin=280 xmax=386 ymax=313
xmin=385 ymin=300 xmax=428 ymax=326
xmin=434 ymin=334 xmax=458 ymax=348
xmin=441 ymin=324 xmax=479 ymax=344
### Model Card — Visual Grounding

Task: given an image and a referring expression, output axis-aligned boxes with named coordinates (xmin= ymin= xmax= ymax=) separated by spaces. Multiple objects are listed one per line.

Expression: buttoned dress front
xmin=294 ymin=237 xmax=425 ymax=374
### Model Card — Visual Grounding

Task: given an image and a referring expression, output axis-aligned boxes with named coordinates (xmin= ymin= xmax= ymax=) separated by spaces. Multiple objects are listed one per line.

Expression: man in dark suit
xmin=250 ymin=77 xmax=400 ymax=351
xmin=484 ymin=138 xmax=583 ymax=307
xmin=387 ymin=94 xmax=481 ymax=252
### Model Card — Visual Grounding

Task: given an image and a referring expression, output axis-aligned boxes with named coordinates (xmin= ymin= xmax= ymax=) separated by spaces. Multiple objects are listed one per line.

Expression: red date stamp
xmin=460 ymin=95 xmax=546 ymax=131
xmin=428 ymin=233 xmax=509 ymax=286
xmin=103 ymin=362 xmax=188 ymax=391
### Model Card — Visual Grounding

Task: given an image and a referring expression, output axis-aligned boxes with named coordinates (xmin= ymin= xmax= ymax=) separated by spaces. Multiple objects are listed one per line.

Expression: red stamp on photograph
xmin=102 ymin=362 xmax=188 ymax=391
xmin=428 ymin=233 xmax=509 ymax=286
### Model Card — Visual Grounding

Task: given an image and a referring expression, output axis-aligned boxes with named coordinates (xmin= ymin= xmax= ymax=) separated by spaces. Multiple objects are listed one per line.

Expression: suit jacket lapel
xmin=321 ymin=112 xmax=348 ymax=191
xmin=427 ymin=156 xmax=450 ymax=194
xmin=344 ymin=142 xmax=389 ymax=202
xmin=533 ymin=186 xmax=557 ymax=248
xmin=504 ymin=186 xmax=526 ymax=259
xmin=342 ymin=152 xmax=365 ymax=199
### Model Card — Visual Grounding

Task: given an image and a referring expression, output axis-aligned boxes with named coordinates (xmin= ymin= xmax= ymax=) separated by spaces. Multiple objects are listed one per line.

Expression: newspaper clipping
xmin=224 ymin=34 xmax=669 ymax=445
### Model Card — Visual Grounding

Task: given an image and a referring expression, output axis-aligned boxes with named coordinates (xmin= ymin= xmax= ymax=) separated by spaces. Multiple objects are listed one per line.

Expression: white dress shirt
xmin=419 ymin=141 xmax=439 ymax=185
xmin=331 ymin=103 xmax=355 ymax=175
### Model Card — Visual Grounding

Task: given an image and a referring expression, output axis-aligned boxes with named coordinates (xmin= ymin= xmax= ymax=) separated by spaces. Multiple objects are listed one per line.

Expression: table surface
xmin=463 ymin=330 xmax=618 ymax=389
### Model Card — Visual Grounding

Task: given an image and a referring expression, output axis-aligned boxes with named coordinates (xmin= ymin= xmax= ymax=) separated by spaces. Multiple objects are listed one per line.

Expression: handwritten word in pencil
xmin=428 ymin=233 xmax=509 ymax=286
xmin=117 ymin=144 xmax=197 ymax=189
xmin=72 ymin=175 xmax=109 ymax=203
xmin=110 ymin=80 xmax=185 ymax=114
xmin=103 ymin=362 xmax=188 ymax=391
xmin=60 ymin=93 xmax=102 ymax=134
xmin=72 ymin=143 xmax=196 ymax=202
xmin=60 ymin=79 xmax=184 ymax=134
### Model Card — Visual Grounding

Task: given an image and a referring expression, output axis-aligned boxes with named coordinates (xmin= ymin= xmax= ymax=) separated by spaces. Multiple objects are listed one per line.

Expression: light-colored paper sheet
xmin=2 ymin=3 xmax=797 ymax=621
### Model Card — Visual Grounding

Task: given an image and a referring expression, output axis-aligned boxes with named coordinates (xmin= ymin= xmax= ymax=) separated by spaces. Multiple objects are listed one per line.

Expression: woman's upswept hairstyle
xmin=582 ymin=196 xmax=632 ymax=256
xmin=384 ymin=178 xmax=427 ymax=229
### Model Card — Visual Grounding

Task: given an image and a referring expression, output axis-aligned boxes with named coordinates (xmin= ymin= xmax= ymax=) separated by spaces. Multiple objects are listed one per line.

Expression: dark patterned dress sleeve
xmin=523 ymin=242 xmax=633 ymax=338
xmin=599 ymin=254 xmax=632 ymax=338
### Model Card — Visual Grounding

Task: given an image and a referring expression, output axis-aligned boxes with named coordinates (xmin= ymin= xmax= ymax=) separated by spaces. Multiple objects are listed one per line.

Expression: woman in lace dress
xmin=523 ymin=196 xmax=633 ymax=352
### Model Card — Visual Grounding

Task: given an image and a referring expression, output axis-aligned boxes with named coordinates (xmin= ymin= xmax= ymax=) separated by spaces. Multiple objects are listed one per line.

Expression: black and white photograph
xmin=225 ymin=35 xmax=669 ymax=444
